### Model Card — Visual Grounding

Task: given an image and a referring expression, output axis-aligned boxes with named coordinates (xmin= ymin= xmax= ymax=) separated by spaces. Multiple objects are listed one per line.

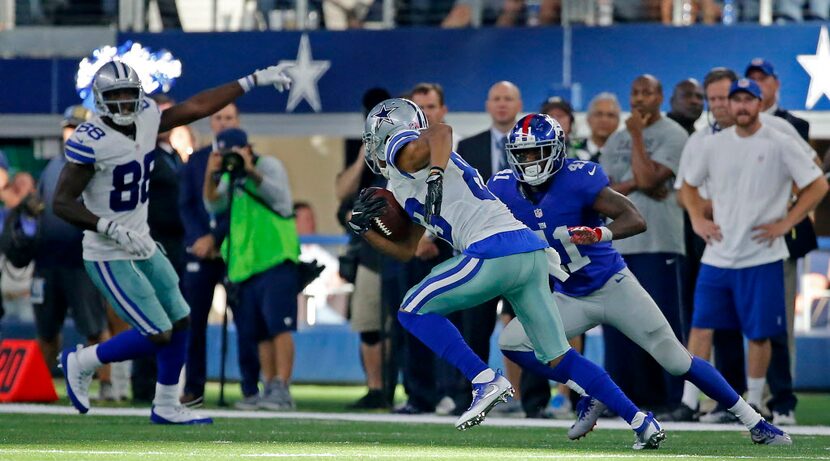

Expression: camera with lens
xmin=220 ymin=149 xmax=247 ymax=179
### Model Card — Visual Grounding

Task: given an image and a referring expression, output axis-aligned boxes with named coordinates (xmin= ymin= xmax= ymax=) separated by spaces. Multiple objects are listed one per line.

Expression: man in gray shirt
xmin=600 ymin=74 xmax=689 ymax=411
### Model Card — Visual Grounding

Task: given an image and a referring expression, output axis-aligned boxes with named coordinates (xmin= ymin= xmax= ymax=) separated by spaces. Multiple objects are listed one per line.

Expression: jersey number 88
xmin=110 ymin=153 xmax=153 ymax=212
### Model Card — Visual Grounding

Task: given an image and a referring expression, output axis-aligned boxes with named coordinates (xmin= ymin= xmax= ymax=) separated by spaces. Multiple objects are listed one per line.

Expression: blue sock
xmin=398 ymin=311 xmax=488 ymax=381
xmin=96 ymin=329 xmax=157 ymax=363
xmin=156 ymin=328 xmax=189 ymax=385
xmin=502 ymin=349 xmax=639 ymax=423
xmin=682 ymin=356 xmax=740 ymax=408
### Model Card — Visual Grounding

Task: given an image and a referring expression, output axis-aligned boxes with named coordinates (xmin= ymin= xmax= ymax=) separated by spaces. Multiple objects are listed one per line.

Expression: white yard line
xmin=0 ymin=403 xmax=829 ymax=436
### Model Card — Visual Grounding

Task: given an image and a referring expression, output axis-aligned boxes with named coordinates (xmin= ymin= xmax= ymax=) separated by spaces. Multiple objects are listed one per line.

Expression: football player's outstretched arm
xmin=53 ymin=163 xmax=98 ymax=231
xmin=363 ymin=224 xmax=426 ymax=263
xmin=592 ymin=187 xmax=647 ymax=239
xmin=159 ymin=63 xmax=292 ymax=132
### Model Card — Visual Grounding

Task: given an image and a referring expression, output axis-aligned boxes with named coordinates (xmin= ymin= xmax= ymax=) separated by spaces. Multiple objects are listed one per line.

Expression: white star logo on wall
xmin=797 ymin=26 xmax=830 ymax=109
xmin=279 ymin=34 xmax=330 ymax=113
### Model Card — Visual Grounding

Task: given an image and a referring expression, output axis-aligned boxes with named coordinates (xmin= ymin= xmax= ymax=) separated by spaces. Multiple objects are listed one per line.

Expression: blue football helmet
xmin=505 ymin=114 xmax=567 ymax=186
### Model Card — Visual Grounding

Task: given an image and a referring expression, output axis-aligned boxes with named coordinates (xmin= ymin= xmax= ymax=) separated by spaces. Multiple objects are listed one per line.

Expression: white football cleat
xmin=455 ymin=372 xmax=514 ymax=431
xmin=151 ymin=405 xmax=213 ymax=425
xmin=568 ymin=396 xmax=606 ymax=440
xmin=750 ymin=420 xmax=792 ymax=446
xmin=632 ymin=412 xmax=665 ymax=450
xmin=60 ymin=345 xmax=93 ymax=414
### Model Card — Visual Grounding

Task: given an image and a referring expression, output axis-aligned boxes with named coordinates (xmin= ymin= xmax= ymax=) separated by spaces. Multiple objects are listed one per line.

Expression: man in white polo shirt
xmin=671 ymin=68 xmax=819 ymax=424
xmin=680 ymin=78 xmax=828 ymax=415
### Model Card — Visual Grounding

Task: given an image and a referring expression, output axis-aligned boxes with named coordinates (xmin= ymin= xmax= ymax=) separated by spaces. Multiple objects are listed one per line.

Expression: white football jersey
xmin=384 ymin=129 xmax=543 ymax=258
xmin=64 ymin=97 xmax=160 ymax=261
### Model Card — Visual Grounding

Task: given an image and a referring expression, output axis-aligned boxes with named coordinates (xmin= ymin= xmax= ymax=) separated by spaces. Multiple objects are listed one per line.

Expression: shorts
xmin=692 ymin=261 xmax=786 ymax=340
xmin=237 ymin=261 xmax=299 ymax=340
xmin=402 ymin=250 xmax=570 ymax=363
xmin=84 ymin=251 xmax=190 ymax=336
xmin=33 ymin=266 xmax=106 ymax=340
xmin=350 ymin=265 xmax=382 ymax=333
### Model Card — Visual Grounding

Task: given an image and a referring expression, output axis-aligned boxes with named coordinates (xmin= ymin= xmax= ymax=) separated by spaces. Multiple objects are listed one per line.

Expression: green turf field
xmin=0 ymin=383 xmax=828 ymax=461
xmin=0 ymin=412 xmax=828 ymax=461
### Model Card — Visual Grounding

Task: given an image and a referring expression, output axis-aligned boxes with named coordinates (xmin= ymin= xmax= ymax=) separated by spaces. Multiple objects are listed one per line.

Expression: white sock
xmin=76 ymin=345 xmax=103 ymax=372
xmin=747 ymin=377 xmax=766 ymax=408
xmin=681 ymin=381 xmax=701 ymax=410
xmin=729 ymin=398 xmax=762 ymax=429
xmin=565 ymin=380 xmax=587 ymax=397
xmin=472 ymin=369 xmax=496 ymax=384
xmin=629 ymin=411 xmax=647 ymax=431
xmin=153 ymin=383 xmax=180 ymax=407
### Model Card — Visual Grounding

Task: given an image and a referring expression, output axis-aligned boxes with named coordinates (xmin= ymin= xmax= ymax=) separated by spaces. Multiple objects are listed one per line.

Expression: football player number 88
xmin=109 ymin=153 xmax=153 ymax=212
xmin=535 ymin=227 xmax=591 ymax=273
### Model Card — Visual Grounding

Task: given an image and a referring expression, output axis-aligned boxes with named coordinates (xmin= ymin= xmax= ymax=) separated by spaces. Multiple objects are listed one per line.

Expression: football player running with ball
xmin=489 ymin=114 xmax=791 ymax=446
xmin=55 ymin=60 xmax=291 ymax=424
xmin=351 ymin=98 xmax=665 ymax=450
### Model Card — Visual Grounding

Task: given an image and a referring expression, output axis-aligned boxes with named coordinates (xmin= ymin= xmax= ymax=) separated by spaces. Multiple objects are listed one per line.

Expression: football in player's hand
xmin=366 ymin=187 xmax=411 ymax=242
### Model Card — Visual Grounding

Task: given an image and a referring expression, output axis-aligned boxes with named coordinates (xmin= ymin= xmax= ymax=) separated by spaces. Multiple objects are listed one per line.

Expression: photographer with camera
xmin=203 ymin=128 xmax=301 ymax=410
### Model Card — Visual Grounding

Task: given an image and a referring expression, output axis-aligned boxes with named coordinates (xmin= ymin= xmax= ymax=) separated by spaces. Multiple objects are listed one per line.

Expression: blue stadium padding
xmin=793 ymin=331 xmax=830 ymax=390
xmin=4 ymin=24 xmax=829 ymax=115
xmin=1 ymin=319 xmax=826 ymax=388
xmin=298 ymin=234 xmax=350 ymax=245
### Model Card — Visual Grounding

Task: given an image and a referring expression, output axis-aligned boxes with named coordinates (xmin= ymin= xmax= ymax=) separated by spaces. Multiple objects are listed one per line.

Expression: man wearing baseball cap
xmin=745 ymin=58 xmax=809 ymax=141
xmin=747 ymin=58 xmax=815 ymax=426
xmin=680 ymin=78 xmax=828 ymax=421
xmin=203 ymin=127 xmax=301 ymax=411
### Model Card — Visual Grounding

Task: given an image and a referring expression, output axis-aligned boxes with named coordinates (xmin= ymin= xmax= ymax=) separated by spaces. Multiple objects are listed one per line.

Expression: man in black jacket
xmin=148 ymin=94 xmax=185 ymax=274
xmin=746 ymin=58 xmax=810 ymax=140
xmin=455 ymin=81 xmax=547 ymax=417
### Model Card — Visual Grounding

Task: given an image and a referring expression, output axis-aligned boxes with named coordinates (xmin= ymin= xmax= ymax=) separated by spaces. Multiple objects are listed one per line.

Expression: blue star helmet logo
xmin=371 ymin=103 xmax=398 ymax=130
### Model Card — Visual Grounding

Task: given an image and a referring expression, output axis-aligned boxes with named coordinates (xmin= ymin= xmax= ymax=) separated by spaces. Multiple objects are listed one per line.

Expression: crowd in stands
xmin=11 ymin=0 xmax=830 ymax=29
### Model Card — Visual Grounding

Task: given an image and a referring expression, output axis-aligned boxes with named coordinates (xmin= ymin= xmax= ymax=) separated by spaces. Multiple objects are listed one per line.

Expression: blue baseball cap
xmin=745 ymin=58 xmax=777 ymax=78
xmin=214 ymin=128 xmax=249 ymax=151
xmin=729 ymin=78 xmax=763 ymax=100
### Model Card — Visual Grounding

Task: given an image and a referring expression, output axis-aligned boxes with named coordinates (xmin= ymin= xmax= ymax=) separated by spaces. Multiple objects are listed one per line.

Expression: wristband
xmin=598 ymin=226 xmax=613 ymax=242
xmin=237 ymin=75 xmax=255 ymax=93
xmin=96 ymin=217 xmax=112 ymax=234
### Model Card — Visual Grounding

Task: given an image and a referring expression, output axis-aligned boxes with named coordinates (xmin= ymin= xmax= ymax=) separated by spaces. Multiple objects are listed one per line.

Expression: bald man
xmin=452 ymin=81 xmax=543 ymax=418
xmin=600 ymin=74 xmax=690 ymax=411
xmin=667 ymin=79 xmax=704 ymax=135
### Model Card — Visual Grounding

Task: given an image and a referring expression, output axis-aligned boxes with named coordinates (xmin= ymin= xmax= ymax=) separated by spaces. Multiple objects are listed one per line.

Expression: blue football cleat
xmin=750 ymin=419 xmax=792 ymax=445
xmin=151 ymin=405 xmax=213 ymax=425
xmin=455 ymin=372 xmax=514 ymax=431
xmin=568 ymin=396 xmax=606 ymax=440
xmin=633 ymin=412 xmax=665 ymax=450
xmin=60 ymin=346 xmax=93 ymax=414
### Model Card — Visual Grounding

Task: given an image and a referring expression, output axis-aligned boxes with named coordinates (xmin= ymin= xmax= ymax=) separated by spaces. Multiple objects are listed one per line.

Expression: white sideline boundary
xmin=1 ymin=403 xmax=829 ymax=436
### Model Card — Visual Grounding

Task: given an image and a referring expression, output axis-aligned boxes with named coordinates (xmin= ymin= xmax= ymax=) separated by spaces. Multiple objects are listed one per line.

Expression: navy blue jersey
xmin=487 ymin=159 xmax=626 ymax=296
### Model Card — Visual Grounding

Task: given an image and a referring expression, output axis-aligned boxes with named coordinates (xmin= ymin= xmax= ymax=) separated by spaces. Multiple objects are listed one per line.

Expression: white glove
xmin=239 ymin=63 xmax=293 ymax=93
xmin=97 ymin=218 xmax=155 ymax=259
xmin=544 ymin=247 xmax=570 ymax=282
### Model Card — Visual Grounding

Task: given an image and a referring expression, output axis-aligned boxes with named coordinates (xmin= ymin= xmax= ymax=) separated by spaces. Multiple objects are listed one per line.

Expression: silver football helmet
xmin=362 ymin=98 xmax=428 ymax=178
xmin=92 ymin=61 xmax=144 ymax=126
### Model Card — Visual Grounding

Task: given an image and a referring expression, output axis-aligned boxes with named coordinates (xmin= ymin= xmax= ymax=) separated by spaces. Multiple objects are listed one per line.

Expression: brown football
xmin=366 ymin=187 xmax=411 ymax=242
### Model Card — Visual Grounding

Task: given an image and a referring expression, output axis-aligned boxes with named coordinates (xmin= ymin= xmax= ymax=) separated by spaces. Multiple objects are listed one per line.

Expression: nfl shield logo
xmin=534 ymin=209 xmax=543 ymax=218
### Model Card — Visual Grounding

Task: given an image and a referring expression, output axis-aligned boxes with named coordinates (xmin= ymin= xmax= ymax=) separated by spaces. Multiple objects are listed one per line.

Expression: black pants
xmin=181 ymin=257 xmax=226 ymax=397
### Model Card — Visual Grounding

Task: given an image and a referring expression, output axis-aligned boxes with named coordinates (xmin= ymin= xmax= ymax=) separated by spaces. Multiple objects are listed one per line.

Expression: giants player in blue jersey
xmin=354 ymin=98 xmax=665 ymax=450
xmin=489 ymin=114 xmax=790 ymax=445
